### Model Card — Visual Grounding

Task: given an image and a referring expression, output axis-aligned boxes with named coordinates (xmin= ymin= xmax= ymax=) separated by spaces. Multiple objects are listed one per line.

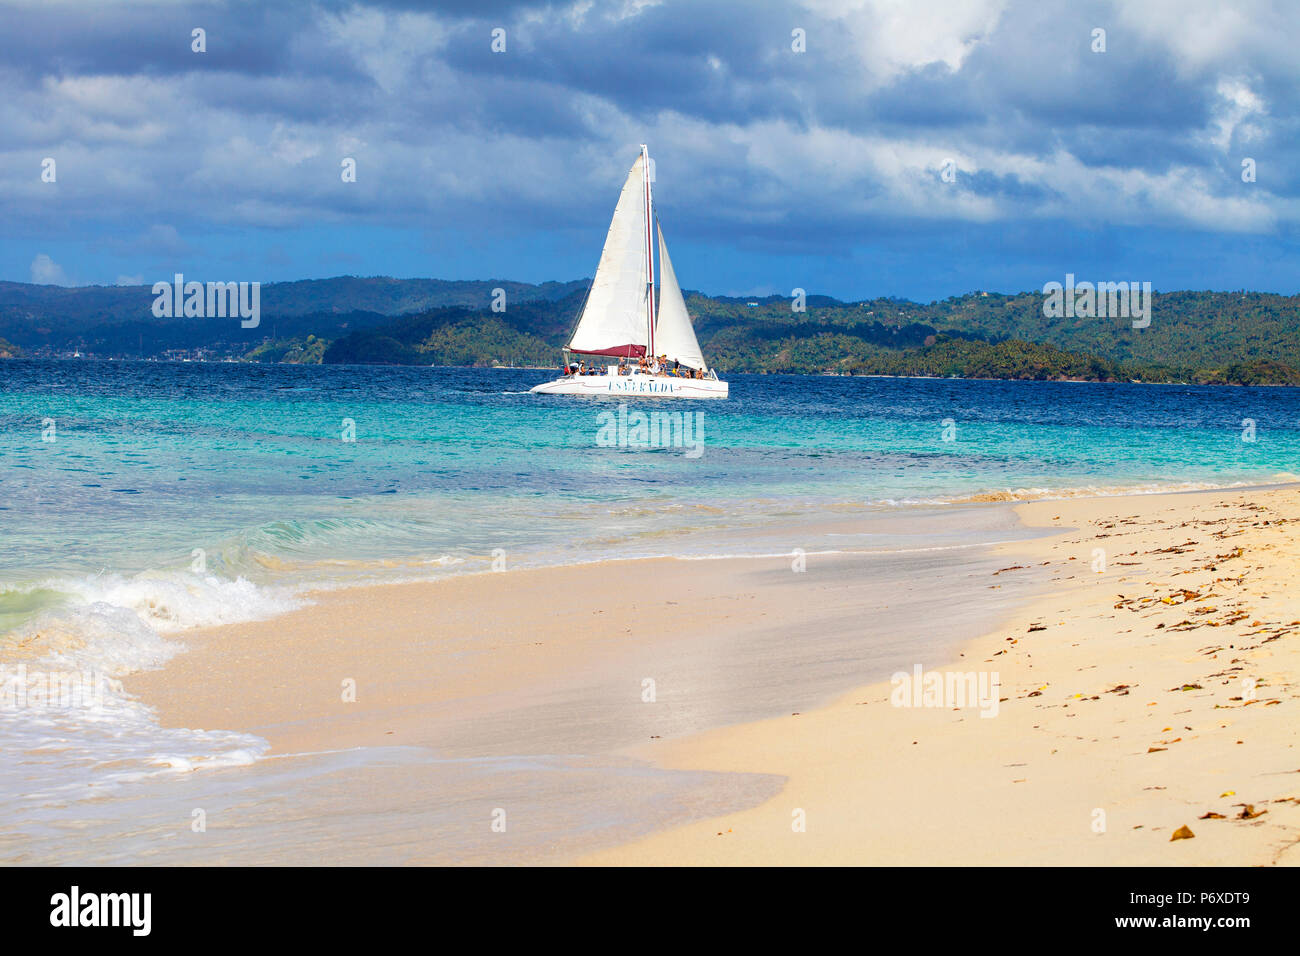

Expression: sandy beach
xmin=584 ymin=487 xmax=1300 ymax=865
xmin=116 ymin=486 xmax=1300 ymax=866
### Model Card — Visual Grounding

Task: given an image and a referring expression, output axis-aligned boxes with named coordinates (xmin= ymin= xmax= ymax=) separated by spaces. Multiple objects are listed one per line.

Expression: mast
xmin=641 ymin=144 xmax=655 ymax=358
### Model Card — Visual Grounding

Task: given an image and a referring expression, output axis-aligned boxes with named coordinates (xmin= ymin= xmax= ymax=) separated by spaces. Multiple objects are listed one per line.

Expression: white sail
xmin=567 ymin=153 xmax=650 ymax=356
xmin=529 ymin=144 xmax=728 ymax=398
xmin=653 ymin=223 xmax=707 ymax=371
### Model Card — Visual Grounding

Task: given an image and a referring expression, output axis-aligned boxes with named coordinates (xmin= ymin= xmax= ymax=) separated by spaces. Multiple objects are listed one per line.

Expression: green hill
xmin=0 ymin=276 xmax=585 ymax=354
xmin=322 ymin=288 xmax=1300 ymax=384
xmin=6 ymin=276 xmax=1300 ymax=385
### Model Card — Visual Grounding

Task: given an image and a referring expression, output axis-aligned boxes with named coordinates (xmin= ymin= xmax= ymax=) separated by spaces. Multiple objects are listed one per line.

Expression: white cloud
xmin=1115 ymin=0 xmax=1297 ymax=76
xmin=270 ymin=122 xmax=323 ymax=166
xmin=801 ymin=0 xmax=1008 ymax=80
xmin=30 ymin=253 xmax=70 ymax=285
xmin=1208 ymin=77 xmax=1267 ymax=151
xmin=316 ymin=6 xmax=449 ymax=93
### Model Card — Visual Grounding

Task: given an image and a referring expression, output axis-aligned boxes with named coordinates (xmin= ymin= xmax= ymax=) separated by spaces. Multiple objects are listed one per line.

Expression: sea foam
xmin=0 ymin=569 xmax=293 ymax=822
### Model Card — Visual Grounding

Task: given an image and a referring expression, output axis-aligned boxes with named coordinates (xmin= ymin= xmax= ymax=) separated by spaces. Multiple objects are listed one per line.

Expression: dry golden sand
xmin=581 ymin=487 xmax=1300 ymax=865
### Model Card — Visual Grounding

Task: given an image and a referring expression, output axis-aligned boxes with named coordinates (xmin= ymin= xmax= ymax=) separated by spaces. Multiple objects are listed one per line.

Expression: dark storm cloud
xmin=437 ymin=0 xmax=820 ymax=129
xmin=2 ymin=0 xmax=1296 ymax=286
xmin=0 ymin=2 xmax=298 ymax=81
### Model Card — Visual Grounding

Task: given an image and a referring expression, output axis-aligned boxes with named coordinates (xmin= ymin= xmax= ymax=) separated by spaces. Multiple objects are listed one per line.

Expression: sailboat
xmin=529 ymin=146 xmax=728 ymax=399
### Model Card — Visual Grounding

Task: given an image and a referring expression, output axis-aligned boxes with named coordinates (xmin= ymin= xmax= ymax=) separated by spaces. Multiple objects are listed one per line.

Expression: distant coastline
xmin=6 ymin=279 xmax=1300 ymax=385
xmin=8 ymin=355 xmax=1300 ymax=389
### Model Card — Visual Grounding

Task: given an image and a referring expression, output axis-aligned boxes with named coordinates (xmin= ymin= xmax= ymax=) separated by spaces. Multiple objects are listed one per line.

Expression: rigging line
xmin=562 ymin=276 xmax=595 ymax=351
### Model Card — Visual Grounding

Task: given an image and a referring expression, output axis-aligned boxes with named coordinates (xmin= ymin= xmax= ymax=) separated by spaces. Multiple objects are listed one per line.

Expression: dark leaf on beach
xmin=1238 ymin=805 xmax=1267 ymax=819
xmin=1170 ymin=825 xmax=1196 ymax=841
xmin=1198 ymin=812 xmax=1226 ymax=819
xmin=1147 ymin=746 xmax=1167 ymax=753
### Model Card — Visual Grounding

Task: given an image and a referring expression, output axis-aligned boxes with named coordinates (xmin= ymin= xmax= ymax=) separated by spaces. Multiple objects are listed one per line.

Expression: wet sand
xmin=100 ymin=506 xmax=1044 ymax=864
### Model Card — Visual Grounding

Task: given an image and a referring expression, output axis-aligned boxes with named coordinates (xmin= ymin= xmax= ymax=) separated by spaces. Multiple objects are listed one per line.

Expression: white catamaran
xmin=530 ymin=146 xmax=728 ymax=399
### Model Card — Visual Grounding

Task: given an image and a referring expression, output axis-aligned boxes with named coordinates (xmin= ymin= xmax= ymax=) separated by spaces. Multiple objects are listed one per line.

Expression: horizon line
xmin=2 ymin=274 xmax=1294 ymax=307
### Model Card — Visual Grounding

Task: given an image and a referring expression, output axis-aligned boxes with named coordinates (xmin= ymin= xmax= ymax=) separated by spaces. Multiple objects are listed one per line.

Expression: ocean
xmin=1 ymin=359 xmax=1298 ymax=860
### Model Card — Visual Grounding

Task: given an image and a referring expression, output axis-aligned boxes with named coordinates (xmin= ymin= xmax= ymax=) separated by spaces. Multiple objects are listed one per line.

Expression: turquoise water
xmin=4 ymin=361 xmax=1297 ymax=598
xmin=0 ymin=359 xmax=1297 ymax=815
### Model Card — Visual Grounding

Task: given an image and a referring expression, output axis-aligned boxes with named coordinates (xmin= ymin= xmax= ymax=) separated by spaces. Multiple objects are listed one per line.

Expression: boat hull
xmin=529 ymin=374 xmax=728 ymax=399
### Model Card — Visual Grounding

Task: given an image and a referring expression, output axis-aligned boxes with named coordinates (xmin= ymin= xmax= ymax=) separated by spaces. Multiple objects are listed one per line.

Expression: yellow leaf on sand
xmin=1220 ymin=791 xmax=1235 ymax=797
xmin=1170 ymin=825 xmax=1195 ymax=841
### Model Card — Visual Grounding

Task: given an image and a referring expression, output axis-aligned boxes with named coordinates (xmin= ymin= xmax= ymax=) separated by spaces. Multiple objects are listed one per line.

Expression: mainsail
xmin=654 ymin=223 xmax=707 ymax=371
xmin=567 ymin=153 xmax=652 ymax=357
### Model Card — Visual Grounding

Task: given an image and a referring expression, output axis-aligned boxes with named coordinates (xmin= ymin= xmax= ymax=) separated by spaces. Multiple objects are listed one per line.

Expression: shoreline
xmin=11 ymin=356 xmax=1300 ymax=389
xmin=54 ymin=483 xmax=1300 ymax=864
xmin=125 ymin=511 xmax=1043 ymax=759
xmin=103 ymin=502 xmax=1043 ymax=864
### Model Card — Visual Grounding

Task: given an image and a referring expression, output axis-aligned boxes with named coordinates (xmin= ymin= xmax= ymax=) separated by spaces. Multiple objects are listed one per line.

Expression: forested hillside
xmin=5 ymin=276 xmax=1300 ymax=385
xmin=323 ymin=288 xmax=1300 ymax=384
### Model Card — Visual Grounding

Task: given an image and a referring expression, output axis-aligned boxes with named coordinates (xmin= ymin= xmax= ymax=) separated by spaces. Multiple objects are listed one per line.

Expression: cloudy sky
xmin=3 ymin=0 xmax=1297 ymax=300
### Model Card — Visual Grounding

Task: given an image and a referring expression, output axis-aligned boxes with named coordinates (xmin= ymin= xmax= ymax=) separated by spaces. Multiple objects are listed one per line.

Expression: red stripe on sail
xmin=568 ymin=344 xmax=647 ymax=358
